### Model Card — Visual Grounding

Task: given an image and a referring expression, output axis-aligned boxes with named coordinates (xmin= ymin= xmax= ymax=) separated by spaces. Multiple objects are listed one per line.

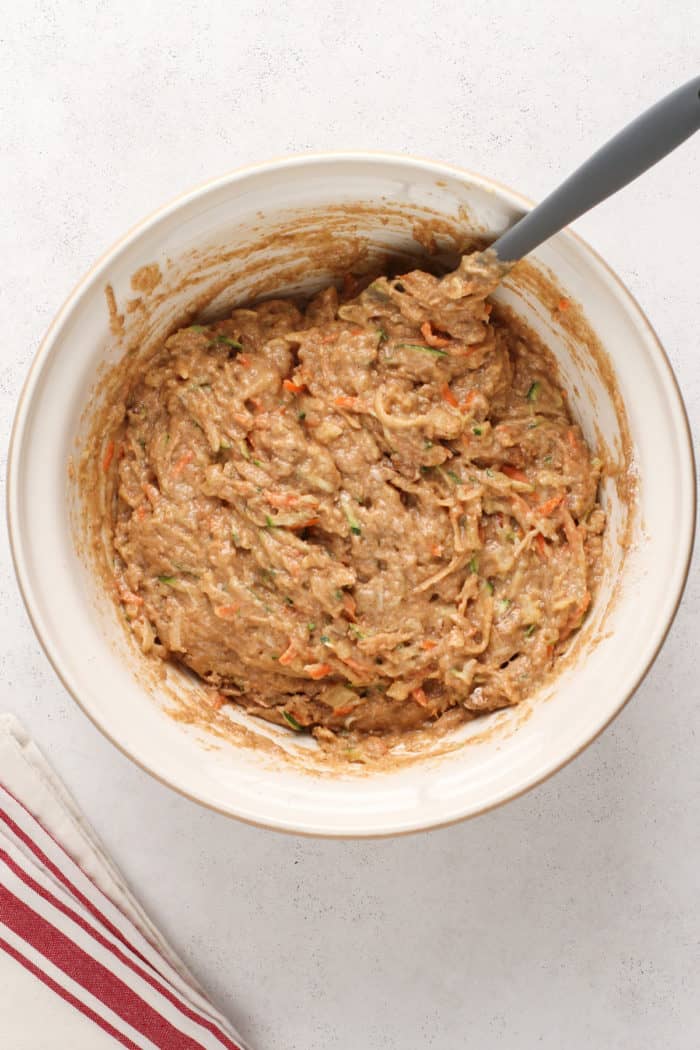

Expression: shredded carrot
xmin=431 ymin=543 xmax=443 ymax=558
xmin=567 ymin=427 xmax=578 ymax=450
xmin=304 ymin=662 xmax=333 ymax=680
xmin=102 ymin=440 xmax=115 ymax=473
xmin=546 ymin=644 xmax=554 ymax=660
xmin=535 ymin=494 xmax=564 ymax=517
xmin=342 ymin=593 xmax=357 ymax=620
xmin=351 ymin=327 xmax=364 ymax=336
xmin=136 ymin=505 xmax=148 ymax=521
xmin=238 ymin=354 xmax=252 ymax=367
xmin=441 ymin=383 xmax=459 ymax=408
xmin=460 ymin=390 xmax=477 ymax=412
xmin=535 ymin=533 xmax=549 ymax=560
xmin=483 ymin=303 xmax=493 ymax=316
xmin=172 ymin=450 xmax=194 ymax=476
xmin=116 ymin=580 xmax=143 ymax=606
xmin=333 ymin=395 xmax=362 ymax=409
xmin=265 ymin=491 xmax=300 ymax=508
xmin=283 ymin=379 xmax=305 ymax=394
xmin=558 ymin=297 xmax=570 ymax=311
xmin=412 ymin=687 xmax=429 ymax=707
xmin=142 ymin=481 xmax=159 ymax=506
xmin=340 ymin=655 xmax=372 ymax=675
xmin=210 ymin=692 xmax=226 ymax=711
xmin=502 ymin=465 xmax=529 ymax=483
xmin=421 ymin=639 xmax=438 ymax=650
xmin=420 ymin=321 xmax=451 ymax=348
xmin=278 ymin=642 xmax=298 ymax=666
xmin=214 ymin=604 xmax=238 ymax=620
xmin=333 ymin=703 xmax=356 ymax=717
xmin=289 ymin=517 xmax=320 ymax=530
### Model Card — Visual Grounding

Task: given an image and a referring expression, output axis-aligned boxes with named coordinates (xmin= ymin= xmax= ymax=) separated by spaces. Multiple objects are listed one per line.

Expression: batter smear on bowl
xmin=109 ymin=254 xmax=604 ymax=742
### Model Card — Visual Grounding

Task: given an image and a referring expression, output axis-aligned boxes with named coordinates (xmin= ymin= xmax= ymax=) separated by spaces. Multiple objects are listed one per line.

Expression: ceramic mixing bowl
xmin=7 ymin=154 xmax=695 ymax=835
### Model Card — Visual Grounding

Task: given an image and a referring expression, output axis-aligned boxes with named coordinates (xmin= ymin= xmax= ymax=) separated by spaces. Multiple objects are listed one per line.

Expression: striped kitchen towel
xmin=0 ymin=714 xmax=249 ymax=1049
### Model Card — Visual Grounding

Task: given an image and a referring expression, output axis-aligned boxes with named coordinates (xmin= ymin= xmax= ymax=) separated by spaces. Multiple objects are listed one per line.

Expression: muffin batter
xmin=108 ymin=254 xmax=604 ymax=740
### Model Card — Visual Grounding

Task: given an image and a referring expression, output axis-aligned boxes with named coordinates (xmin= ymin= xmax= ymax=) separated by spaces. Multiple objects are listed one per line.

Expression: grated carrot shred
xmin=412 ymin=687 xmax=429 ymax=707
xmin=289 ymin=517 xmax=320 ymax=530
xmin=172 ymin=450 xmax=194 ymax=476
xmin=535 ymin=494 xmax=564 ymax=517
xmin=304 ymin=662 xmax=332 ymax=680
xmin=278 ymin=642 xmax=298 ymax=666
xmin=502 ymin=465 xmax=529 ymax=483
xmin=265 ymin=490 xmax=300 ymax=508
xmin=333 ymin=703 xmax=356 ymax=717
xmin=102 ymin=440 xmax=115 ymax=473
xmin=441 ymin=384 xmax=459 ymax=408
xmin=420 ymin=321 xmax=450 ymax=348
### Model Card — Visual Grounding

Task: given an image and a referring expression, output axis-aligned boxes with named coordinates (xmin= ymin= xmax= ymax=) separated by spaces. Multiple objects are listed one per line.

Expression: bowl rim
xmin=7 ymin=150 xmax=697 ymax=837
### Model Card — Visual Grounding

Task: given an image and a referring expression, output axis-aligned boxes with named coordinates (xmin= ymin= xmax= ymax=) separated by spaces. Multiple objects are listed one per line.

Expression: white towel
xmin=0 ymin=714 xmax=248 ymax=1049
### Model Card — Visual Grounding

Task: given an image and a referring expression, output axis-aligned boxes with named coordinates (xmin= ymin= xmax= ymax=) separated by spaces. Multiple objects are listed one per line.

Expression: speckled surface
xmin=2 ymin=3 xmax=699 ymax=1047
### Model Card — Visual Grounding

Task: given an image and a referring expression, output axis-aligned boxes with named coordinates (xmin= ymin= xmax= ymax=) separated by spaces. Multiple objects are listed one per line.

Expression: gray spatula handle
xmin=492 ymin=75 xmax=700 ymax=263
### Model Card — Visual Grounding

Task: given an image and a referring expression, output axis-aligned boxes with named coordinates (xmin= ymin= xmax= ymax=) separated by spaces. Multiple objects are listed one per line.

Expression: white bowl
xmin=8 ymin=154 xmax=695 ymax=837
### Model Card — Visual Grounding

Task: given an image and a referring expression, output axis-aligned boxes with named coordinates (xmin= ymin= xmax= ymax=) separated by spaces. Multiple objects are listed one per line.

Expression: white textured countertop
xmin=2 ymin=3 xmax=698 ymax=1047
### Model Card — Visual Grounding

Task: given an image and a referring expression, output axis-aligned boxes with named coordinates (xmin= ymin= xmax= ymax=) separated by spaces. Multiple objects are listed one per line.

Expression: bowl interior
xmin=9 ymin=156 xmax=694 ymax=835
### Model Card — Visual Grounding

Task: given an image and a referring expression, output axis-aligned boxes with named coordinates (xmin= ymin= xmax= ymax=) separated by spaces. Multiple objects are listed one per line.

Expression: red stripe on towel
xmin=0 ymin=883 xmax=213 ymax=1049
xmin=0 ymin=844 xmax=240 ymax=1050
xmin=0 ymin=933 xmax=142 ymax=1050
